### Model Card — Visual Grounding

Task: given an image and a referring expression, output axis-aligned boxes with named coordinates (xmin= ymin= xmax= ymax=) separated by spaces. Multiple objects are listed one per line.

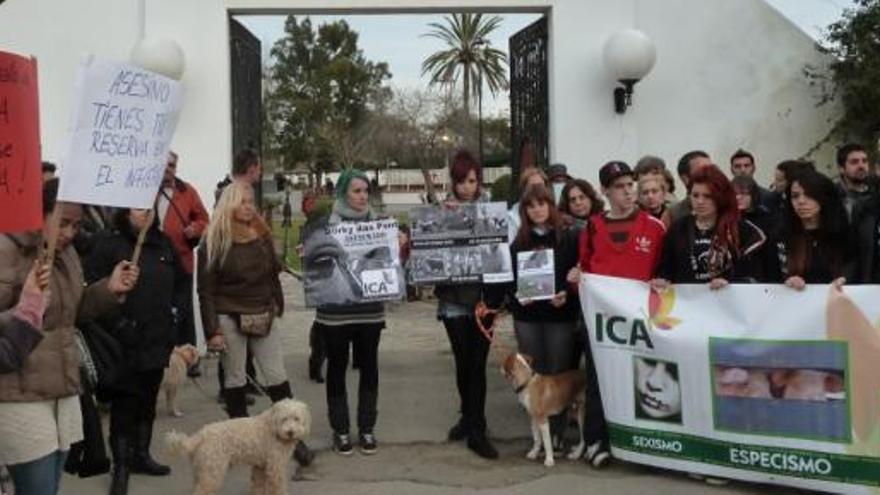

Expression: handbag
xmin=239 ymin=311 xmax=274 ymax=337
xmin=77 ymin=318 xmax=134 ymax=392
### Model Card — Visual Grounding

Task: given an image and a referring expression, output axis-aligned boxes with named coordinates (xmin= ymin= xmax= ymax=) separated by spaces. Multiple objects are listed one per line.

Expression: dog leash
xmin=474 ymin=301 xmax=513 ymax=360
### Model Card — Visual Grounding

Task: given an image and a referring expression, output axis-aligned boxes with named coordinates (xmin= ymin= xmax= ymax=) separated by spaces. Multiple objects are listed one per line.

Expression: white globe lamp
xmin=602 ymin=29 xmax=657 ymax=114
xmin=130 ymin=36 xmax=186 ymax=81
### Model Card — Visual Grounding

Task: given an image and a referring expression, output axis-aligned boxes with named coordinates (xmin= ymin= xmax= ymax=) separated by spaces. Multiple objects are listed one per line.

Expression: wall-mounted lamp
xmin=130 ymin=36 xmax=186 ymax=80
xmin=602 ymin=29 xmax=656 ymax=114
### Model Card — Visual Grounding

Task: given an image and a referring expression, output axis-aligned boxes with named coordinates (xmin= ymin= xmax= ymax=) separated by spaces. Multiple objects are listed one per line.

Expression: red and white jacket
xmin=578 ymin=210 xmax=666 ymax=282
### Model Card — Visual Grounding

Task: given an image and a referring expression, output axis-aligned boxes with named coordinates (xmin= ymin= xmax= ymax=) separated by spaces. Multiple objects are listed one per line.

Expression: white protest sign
xmin=58 ymin=55 xmax=183 ymax=208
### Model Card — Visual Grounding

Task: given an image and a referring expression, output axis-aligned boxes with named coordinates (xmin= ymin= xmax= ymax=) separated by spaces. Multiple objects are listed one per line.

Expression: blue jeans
xmin=8 ymin=450 xmax=68 ymax=495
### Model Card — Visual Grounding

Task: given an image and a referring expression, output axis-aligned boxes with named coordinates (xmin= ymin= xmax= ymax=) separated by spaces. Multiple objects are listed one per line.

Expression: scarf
xmin=331 ymin=199 xmax=373 ymax=223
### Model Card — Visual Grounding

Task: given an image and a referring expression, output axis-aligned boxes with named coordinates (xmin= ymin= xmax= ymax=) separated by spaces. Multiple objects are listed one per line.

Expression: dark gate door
xmin=229 ymin=18 xmax=262 ymax=195
xmin=508 ymin=16 xmax=548 ymax=202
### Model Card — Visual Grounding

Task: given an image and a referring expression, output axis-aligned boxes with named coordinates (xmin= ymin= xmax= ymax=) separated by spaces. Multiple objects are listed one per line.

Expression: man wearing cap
xmin=546 ymin=163 xmax=572 ymax=204
xmin=568 ymin=160 xmax=666 ymax=469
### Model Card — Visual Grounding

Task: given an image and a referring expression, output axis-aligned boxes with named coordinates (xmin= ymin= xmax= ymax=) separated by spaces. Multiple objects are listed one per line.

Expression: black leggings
xmin=108 ymin=369 xmax=164 ymax=444
xmin=442 ymin=316 xmax=490 ymax=434
xmin=320 ymin=322 xmax=383 ymax=434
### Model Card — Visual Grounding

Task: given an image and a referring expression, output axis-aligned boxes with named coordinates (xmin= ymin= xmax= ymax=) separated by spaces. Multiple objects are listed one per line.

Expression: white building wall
xmin=0 ymin=0 xmax=838 ymax=207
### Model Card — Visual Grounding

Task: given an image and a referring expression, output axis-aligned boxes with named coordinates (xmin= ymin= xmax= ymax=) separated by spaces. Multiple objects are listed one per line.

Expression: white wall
xmin=0 ymin=0 xmax=838 ymax=206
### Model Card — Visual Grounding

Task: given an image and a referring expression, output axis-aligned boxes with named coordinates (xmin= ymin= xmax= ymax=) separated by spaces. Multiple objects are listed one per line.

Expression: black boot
xmin=293 ymin=441 xmax=315 ymax=467
xmin=109 ymin=436 xmax=130 ymax=495
xmin=467 ymin=431 xmax=499 ymax=459
xmin=224 ymin=386 xmax=249 ymax=418
xmin=265 ymin=381 xmax=293 ymax=402
xmin=308 ymin=356 xmax=325 ymax=383
xmin=130 ymin=421 xmax=170 ymax=476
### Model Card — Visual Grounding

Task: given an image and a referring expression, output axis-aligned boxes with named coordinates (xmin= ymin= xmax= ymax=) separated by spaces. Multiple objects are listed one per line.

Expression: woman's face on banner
xmin=635 ymin=358 xmax=682 ymax=419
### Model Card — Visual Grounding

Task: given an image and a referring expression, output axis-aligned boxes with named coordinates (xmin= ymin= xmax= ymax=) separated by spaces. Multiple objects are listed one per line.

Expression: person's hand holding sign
xmin=108 ymin=260 xmax=140 ymax=300
xmin=550 ymin=290 xmax=567 ymax=308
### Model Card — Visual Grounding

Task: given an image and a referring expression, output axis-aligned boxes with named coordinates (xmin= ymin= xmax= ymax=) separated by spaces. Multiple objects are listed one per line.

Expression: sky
xmin=236 ymin=1 xmax=849 ymax=116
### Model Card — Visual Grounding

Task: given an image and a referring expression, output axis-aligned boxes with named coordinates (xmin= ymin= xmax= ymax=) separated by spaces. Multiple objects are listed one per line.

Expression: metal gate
xmin=508 ymin=16 xmax=549 ymax=201
xmin=229 ymin=18 xmax=262 ymax=195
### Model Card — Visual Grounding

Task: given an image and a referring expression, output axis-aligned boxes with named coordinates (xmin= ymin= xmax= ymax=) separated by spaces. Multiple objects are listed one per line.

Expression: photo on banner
xmin=302 ymin=218 xmax=403 ymax=307
xmin=409 ymin=202 xmax=512 ymax=284
xmin=0 ymin=50 xmax=42 ymax=233
xmin=710 ymin=338 xmax=849 ymax=442
xmin=633 ymin=356 xmax=682 ymax=424
xmin=57 ymin=55 xmax=184 ymax=209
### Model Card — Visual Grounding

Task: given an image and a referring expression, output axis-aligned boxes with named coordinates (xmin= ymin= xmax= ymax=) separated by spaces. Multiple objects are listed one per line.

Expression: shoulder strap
xmin=161 ymin=188 xmax=190 ymax=226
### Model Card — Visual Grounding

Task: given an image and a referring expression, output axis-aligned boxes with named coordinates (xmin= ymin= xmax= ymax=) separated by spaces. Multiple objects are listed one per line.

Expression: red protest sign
xmin=0 ymin=51 xmax=41 ymax=233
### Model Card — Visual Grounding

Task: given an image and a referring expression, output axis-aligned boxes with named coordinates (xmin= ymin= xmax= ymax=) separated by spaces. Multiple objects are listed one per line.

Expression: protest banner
xmin=302 ymin=219 xmax=403 ymax=307
xmin=58 ymin=55 xmax=183 ymax=209
xmin=515 ymin=249 xmax=555 ymax=301
xmin=0 ymin=50 xmax=42 ymax=233
xmin=580 ymin=274 xmax=880 ymax=493
xmin=409 ymin=202 xmax=512 ymax=285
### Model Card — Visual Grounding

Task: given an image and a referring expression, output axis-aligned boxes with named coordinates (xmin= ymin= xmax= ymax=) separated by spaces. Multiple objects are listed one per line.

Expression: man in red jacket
xmin=568 ymin=161 xmax=666 ymax=469
xmin=157 ymin=151 xmax=209 ymax=375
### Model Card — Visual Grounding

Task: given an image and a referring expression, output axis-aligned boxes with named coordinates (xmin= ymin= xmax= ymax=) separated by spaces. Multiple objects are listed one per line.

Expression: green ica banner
xmin=580 ymin=274 xmax=880 ymax=493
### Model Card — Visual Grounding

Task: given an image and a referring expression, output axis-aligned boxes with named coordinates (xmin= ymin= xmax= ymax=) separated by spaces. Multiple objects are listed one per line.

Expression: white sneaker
xmin=584 ymin=442 xmax=610 ymax=468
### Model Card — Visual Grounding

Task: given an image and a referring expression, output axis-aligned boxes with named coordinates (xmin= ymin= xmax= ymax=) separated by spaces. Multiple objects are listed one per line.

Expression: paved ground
xmin=61 ymin=274 xmax=813 ymax=494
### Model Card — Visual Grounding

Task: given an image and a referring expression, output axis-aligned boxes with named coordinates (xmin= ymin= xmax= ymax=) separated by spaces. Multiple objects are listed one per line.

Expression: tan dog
xmin=166 ymin=399 xmax=311 ymax=495
xmin=501 ymin=352 xmax=587 ymax=467
xmin=161 ymin=344 xmax=200 ymax=417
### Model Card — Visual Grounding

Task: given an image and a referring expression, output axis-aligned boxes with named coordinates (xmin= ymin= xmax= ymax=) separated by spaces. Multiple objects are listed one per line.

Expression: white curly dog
xmin=166 ymin=399 xmax=311 ymax=495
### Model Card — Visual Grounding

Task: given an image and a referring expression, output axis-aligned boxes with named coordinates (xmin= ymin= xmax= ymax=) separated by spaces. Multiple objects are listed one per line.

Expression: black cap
xmin=546 ymin=163 xmax=571 ymax=181
xmin=599 ymin=161 xmax=633 ymax=188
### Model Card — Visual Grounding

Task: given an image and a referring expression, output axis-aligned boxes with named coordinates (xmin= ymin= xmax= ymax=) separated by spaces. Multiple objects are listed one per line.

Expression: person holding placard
xmin=84 ymin=207 xmax=189 ymax=494
xmin=435 ymin=150 xmax=504 ymax=459
xmin=312 ymin=169 xmax=386 ymax=456
xmin=0 ymin=178 xmax=139 ymax=495
xmin=509 ymin=184 xmax=580 ymax=451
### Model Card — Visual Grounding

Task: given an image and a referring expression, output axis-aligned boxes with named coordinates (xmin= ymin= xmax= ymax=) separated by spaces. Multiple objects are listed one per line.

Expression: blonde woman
xmin=638 ymin=172 xmax=672 ymax=228
xmin=197 ymin=181 xmax=313 ymax=465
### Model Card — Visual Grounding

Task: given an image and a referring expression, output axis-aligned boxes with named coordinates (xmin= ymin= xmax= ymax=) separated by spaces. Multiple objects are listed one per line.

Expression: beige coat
xmin=0 ymin=233 xmax=117 ymax=402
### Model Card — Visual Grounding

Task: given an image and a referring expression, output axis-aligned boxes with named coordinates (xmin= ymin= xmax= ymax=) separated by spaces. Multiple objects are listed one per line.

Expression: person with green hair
xmin=312 ymin=168 xmax=385 ymax=456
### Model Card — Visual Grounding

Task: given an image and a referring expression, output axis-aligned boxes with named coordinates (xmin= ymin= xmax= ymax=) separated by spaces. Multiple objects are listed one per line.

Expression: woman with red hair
xmin=434 ymin=150 xmax=503 ymax=459
xmin=653 ymin=166 xmax=770 ymax=289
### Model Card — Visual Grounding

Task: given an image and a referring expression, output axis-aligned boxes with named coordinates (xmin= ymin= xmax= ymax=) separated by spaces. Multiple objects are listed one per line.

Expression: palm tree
xmin=421 ymin=13 xmax=509 ymax=119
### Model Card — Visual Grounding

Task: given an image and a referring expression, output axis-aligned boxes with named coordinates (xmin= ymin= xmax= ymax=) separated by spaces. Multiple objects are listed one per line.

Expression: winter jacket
xmin=160 ymin=178 xmax=210 ymax=274
xmin=656 ymin=216 xmax=770 ymax=284
xmin=509 ymin=227 xmax=579 ymax=322
xmin=197 ymin=228 xmax=284 ymax=338
xmin=84 ymin=224 xmax=188 ymax=372
xmin=0 ymin=233 xmax=117 ymax=402
xmin=578 ymin=210 xmax=665 ymax=281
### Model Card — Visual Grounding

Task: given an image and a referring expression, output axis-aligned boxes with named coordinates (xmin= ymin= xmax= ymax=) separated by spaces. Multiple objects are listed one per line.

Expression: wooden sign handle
xmin=130 ymin=209 xmax=155 ymax=266
xmin=41 ymin=202 xmax=63 ymax=269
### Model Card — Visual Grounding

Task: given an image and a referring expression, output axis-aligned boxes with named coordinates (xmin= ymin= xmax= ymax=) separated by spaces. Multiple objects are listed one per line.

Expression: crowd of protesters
xmin=1 ymin=141 xmax=879 ymax=494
